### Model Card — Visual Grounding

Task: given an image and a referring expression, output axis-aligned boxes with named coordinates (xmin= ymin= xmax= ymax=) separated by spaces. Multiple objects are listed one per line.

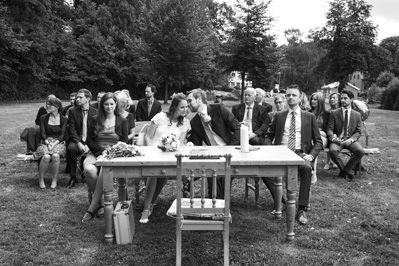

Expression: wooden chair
xmin=168 ymin=153 xmax=232 ymax=266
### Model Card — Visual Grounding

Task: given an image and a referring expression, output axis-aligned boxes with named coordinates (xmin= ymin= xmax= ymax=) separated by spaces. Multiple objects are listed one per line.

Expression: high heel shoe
xmin=97 ymin=206 xmax=104 ymax=218
xmin=81 ymin=211 xmax=95 ymax=223
xmin=139 ymin=210 xmax=151 ymax=224
xmin=51 ymin=180 xmax=57 ymax=189
xmin=39 ymin=182 xmax=46 ymax=189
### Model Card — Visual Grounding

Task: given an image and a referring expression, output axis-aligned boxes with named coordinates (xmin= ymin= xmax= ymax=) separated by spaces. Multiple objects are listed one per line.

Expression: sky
xmin=217 ymin=0 xmax=399 ymax=45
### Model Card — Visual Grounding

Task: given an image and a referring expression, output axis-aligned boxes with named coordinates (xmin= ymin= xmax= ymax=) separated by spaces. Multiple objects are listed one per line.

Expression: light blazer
xmin=136 ymin=98 xmax=162 ymax=121
xmin=67 ymin=106 xmax=97 ymax=144
xmin=327 ymin=108 xmax=362 ymax=142
xmin=231 ymin=103 xmax=270 ymax=137
xmin=189 ymin=104 xmax=241 ymax=146
xmin=265 ymin=109 xmax=323 ymax=158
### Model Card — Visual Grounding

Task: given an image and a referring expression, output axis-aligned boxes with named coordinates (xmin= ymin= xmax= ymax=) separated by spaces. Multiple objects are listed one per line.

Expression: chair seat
xmin=167 ymin=198 xmax=231 ymax=221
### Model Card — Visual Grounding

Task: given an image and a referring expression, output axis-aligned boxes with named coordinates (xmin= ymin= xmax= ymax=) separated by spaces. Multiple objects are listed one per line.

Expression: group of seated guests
xmin=32 ymin=83 xmax=365 ymax=226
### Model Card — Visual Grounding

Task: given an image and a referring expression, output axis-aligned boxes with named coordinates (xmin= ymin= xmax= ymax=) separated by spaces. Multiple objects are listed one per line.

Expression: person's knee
xmin=84 ymin=165 xmax=97 ymax=179
xmin=52 ymin=153 xmax=60 ymax=162
xmin=249 ymin=137 xmax=262 ymax=145
xmin=42 ymin=154 xmax=51 ymax=163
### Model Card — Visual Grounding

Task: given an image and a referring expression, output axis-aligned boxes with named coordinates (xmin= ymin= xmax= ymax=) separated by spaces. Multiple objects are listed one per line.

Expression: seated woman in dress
xmin=310 ymin=92 xmax=329 ymax=148
xmin=267 ymin=94 xmax=285 ymax=123
xmin=81 ymin=92 xmax=128 ymax=222
xmin=139 ymin=93 xmax=191 ymax=223
xmin=324 ymin=92 xmax=341 ymax=170
xmin=37 ymin=97 xmax=67 ymax=189
xmin=115 ymin=91 xmax=135 ymax=143
xmin=35 ymin=94 xmax=56 ymax=126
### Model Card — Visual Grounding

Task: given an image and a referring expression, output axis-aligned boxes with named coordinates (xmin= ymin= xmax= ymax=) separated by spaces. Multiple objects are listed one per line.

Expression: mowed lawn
xmin=1 ymin=99 xmax=399 ymax=266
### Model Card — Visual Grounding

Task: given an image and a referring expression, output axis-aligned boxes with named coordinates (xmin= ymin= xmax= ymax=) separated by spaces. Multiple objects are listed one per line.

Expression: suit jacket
xmin=265 ymin=109 xmax=323 ymax=158
xmin=327 ymin=108 xmax=362 ymax=142
xmin=35 ymin=107 xmax=47 ymax=125
xmin=128 ymin=104 xmax=136 ymax=120
xmin=261 ymin=101 xmax=273 ymax=114
xmin=189 ymin=104 xmax=240 ymax=146
xmin=136 ymin=98 xmax=162 ymax=121
xmin=90 ymin=102 xmax=99 ymax=109
xmin=231 ymin=103 xmax=269 ymax=137
xmin=61 ymin=105 xmax=73 ymax=116
xmin=67 ymin=106 xmax=97 ymax=144
xmin=40 ymin=113 xmax=68 ymax=142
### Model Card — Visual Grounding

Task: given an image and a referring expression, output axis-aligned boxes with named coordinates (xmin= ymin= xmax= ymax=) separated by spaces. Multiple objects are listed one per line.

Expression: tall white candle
xmin=240 ymin=125 xmax=249 ymax=152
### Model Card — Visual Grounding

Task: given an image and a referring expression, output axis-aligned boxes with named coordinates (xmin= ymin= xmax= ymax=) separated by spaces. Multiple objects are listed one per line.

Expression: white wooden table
xmin=97 ymin=146 xmax=304 ymax=243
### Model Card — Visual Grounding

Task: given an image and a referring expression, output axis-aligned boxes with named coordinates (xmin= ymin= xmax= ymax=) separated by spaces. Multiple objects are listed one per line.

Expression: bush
xmin=381 ymin=78 xmax=399 ymax=110
xmin=367 ymin=84 xmax=385 ymax=104
xmin=375 ymin=71 xmax=395 ymax=88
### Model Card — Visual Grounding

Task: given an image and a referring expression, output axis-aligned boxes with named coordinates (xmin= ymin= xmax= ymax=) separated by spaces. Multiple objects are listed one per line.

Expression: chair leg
xmin=176 ymin=224 xmax=182 ymax=266
xmin=223 ymin=230 xmax=229 ymax=266
xmin=134 ymin=179 xmax=140 ymax=204
xmin=254 ymin=177 xmax=260 ymax=206
xmin=244 ymin=177 xmax=249 ymax=198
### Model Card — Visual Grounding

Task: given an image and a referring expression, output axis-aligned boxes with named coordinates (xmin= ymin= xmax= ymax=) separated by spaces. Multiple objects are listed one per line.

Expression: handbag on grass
xmin=136 ymin=124 xmax=148 ymax=146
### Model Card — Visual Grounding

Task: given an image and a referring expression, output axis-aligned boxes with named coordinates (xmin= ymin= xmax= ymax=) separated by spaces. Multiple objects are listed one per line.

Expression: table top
xmin=96 ymin=146 xmax=304 ymax=167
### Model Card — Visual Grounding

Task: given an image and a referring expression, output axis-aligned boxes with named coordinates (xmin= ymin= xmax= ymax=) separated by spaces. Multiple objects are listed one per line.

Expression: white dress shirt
xmin=281 ymin=108 xmax=302 ymax=150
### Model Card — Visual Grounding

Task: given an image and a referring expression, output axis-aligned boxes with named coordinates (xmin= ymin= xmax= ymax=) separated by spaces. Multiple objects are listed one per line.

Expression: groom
xmin=187 ymin=88 xmax=241 ymax=198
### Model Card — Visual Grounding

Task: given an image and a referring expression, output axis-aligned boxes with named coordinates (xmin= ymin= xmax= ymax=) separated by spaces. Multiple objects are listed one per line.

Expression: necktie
xmin=148 ymin=101 xmax=152 ymax=115
xmin=82 ymin=110 xmax=88 ymax=142
xmin=344 ymin=110 xmax=348 ymax=139
xmin=288 ymin=111 xmax=296 ymax=151
xmin=200 ymin=114 xmax=217 ymax=146
xmin=246 ymin=106 xmax=252 ymax=133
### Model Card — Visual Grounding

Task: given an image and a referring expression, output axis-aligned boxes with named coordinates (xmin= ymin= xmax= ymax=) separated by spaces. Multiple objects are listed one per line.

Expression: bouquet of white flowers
xmin=158 ymin=133 xmax=180 ymax=152
xmin=102 ymin=141 xmax=144 ymax=159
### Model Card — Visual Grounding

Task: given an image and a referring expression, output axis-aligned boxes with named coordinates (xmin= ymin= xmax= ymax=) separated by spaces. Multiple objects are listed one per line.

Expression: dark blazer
xmin=39 ymin=113 xmax=68 ymax=142
xmin=67 ymin=106 xmax=97 ymax=144
xmin=261 ymin=101 xmax=273 ymax=114
xmin=327 ymin=108 xmax=362 ymax=142
xmin=86 ymin=115 xmax=128 ymax=157
xmin=62 ymin=105 xmax=74 ymax=116
xmin=128 ymin=104 xmax=136 ymax=120
xmin=90 ymin=102 xmax=99 ymax=109
xmin=136 ymin=98 xmax=162 ymax=121
xmin=231 ymin=103 xmax=270 ymax=137
xmin=189 ymin=104 xmax=241 ymax=146
xmin=265 ymin=109 xmax=323 ymax=158
xmin=35 ymin=107 xmax=47 ymax=125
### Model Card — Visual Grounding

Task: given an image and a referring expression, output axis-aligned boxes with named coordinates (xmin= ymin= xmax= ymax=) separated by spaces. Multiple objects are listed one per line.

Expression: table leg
xmin=285 ymin=166 xmax=297 ymax=241
xmin=103 ymin=167 xmax=114 ymax=243
xmin=274 ymin=176 xmax=283 ymax=220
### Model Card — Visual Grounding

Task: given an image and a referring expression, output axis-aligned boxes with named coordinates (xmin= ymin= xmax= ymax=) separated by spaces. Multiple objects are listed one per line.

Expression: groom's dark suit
xmin=327 ymin=108 xmax=364 ymax=175
xmin=265 ymin=109 xmax=322 ymax=208
xmin=188 ymin=104 xmax=240 ymax=198
xmin=136 ymin=98 xmax=162 ymax=121
xmin=232 ymin=103 xmax=269 ymax=145
xmin=66 ymin=106 xmax=97 ymax=180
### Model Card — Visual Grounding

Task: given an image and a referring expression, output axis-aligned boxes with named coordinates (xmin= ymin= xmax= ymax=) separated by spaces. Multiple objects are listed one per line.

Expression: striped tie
xmin=288 ymin=111 xmax=296 ymax=151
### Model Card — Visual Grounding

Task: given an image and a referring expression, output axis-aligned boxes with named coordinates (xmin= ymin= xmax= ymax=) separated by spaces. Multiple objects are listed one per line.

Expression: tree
xmin=219 ymin=0 xmax=280 ymax=101
xmin=136 ymin=0 xmax=220 ymax=102
xmin=379 ymin=36 xmax=399 ymax=77
xmin=313 ymin=0 xmax=377 ymax=86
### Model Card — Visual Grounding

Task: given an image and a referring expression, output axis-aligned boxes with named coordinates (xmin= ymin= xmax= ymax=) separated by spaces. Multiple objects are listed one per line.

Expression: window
xmin=231 ymin=73 xmax=236 ymax=77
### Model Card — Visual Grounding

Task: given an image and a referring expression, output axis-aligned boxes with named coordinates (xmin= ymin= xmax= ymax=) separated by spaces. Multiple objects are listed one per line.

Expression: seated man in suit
xmin=187 ymin=88 xmax=240 ymax=198
xmin=66 ymin=88 xmax=97 ymax=188
xmin=255 ymin=88 xmax=273 ymax=113
xmin=136 ymin=84 xmax=162 ymax=121
xmin=232 ymin=87 xmax=269 ymax=145
xmin=264 ymin=84 xmax=322 ymax=225
xmin=90 ymin=91 xmax=105 ymax=109
xmin=327 ymin=89 xmax=365 ymax=181
xmin=62 ymin=92 xmax=77 ymax=117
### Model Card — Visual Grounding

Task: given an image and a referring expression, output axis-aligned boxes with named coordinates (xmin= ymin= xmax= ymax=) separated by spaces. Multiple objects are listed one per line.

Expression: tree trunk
xmin=241 ymin=70 xmax=246 ymax=103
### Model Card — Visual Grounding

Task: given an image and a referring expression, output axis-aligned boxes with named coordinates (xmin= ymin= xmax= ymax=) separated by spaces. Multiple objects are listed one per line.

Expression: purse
xmin=136 ymin=124 xmax=148 ymax=146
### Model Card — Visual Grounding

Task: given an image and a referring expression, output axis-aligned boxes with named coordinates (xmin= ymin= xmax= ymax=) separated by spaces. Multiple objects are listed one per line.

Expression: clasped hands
xmin=332 ymin=134 xmax=353 ymax=147
xmin=78 ymin=142 xmax=89 ymax=154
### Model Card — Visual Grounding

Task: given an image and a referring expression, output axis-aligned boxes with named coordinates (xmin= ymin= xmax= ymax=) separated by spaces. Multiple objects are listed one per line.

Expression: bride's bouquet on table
xmin=100 ymin=141 xmax=144 ymax=159
xmin=158 ymin=133 xmax=180 ymax=152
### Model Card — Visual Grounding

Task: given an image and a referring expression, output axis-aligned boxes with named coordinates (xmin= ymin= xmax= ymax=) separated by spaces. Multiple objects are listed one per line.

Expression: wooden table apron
xmin=96 ymin=146 xmax=305 ymax=243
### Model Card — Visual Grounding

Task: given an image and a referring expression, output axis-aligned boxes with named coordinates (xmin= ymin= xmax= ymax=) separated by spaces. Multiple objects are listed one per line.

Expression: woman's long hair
xmin=94 ymin=92 xmax=119 ymax=135
xmin=310 ymin=92 xmax=326 ymax=117
xmin=166 ymin=93 xmax=186 ymax=127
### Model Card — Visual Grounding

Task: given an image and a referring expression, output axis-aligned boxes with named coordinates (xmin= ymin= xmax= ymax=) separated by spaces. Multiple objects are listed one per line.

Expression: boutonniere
xmin=203 ymin=114 xmax=211 ymax=124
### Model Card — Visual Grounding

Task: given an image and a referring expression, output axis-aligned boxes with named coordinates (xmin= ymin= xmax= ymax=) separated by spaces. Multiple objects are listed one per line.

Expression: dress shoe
xmin=66 ymin=177 xmax=78 ymax=188
xmin=296 ymin=210 xmax=308 ymax=225
xmin=345 ymin=173 xmax=354 ymax=182
xmin=338 ymin=171 xmax=346 ymax=178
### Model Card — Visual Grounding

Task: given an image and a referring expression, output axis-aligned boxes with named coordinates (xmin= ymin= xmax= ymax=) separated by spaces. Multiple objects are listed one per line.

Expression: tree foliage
xmin=313 ymin=0 xmax=377 ymax=84
xmin=219 ymin=0 xmax=280 ymax=101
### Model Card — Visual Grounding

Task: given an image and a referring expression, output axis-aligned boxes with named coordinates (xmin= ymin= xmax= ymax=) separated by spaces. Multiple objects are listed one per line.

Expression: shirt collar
xmin=245 ymin=103 xmax=255 ymax=109
xmin=288 ymin=107 xmax=301 ymax=116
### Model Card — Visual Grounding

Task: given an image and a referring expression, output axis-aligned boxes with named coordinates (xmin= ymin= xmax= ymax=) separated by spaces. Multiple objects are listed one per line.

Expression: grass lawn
xmin=1 ymin=100 xmax=399 ymax=266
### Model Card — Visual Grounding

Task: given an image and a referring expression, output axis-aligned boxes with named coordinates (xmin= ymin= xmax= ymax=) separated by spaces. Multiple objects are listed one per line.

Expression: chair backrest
xmin=175 ymin=154 xmax=232 ymax=219
xmin=135 ymin=123 xmax=149 ymax=146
